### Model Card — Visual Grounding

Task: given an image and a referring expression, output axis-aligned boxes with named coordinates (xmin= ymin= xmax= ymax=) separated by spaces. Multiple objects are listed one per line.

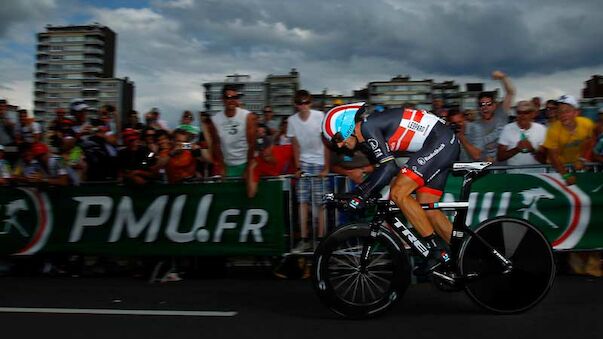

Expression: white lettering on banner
xmin=69 ymin=196 xmax=113 ymax=242
xmin=109 ymin=196 xmax=168 ymax=242
xmin=213 ymin=209 xmax=240 ymax=242
xmin=166 ymin=194 xmax=213 ymax=243
xmin=239 ymin=209 xmax=268 ymax=242
xmin=67 ymin=194 xmax=270 ymax=243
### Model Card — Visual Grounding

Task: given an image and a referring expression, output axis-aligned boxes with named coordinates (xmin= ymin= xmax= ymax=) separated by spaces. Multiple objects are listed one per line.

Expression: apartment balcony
xmin=84 ymin=38 xmax=104 ymax=46
xmin=83 ymin=57 xmax=104 ymax=64
xmin=84 ymin=47 xmax=104 ymax=55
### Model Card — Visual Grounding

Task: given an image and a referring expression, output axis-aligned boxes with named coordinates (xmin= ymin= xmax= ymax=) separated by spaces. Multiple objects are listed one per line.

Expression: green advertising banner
xmin=1 ymin=172 xmax=601 ymax=256
xmin=443 ymin=172 xmax=603 ymax=250
xmin=0 ymin=181 xmax=286 ymax=256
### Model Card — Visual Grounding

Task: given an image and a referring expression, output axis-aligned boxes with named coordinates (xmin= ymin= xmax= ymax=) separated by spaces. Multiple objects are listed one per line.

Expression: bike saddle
xmin=452 ymin=162 xmax=492 ymax=174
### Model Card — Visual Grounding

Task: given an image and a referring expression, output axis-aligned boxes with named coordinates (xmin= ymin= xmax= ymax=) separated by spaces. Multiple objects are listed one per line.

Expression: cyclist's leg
xmin=390 ymin=171 xmax=435 ymax=237
xmin=416 ymin=188 xmax=452 ymax=243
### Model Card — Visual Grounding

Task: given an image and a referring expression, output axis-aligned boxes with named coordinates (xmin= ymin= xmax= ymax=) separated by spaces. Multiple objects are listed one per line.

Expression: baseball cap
xmin=30 ymin=143 xmax=49 ymax=157
xmin=556 ymin=95 xmax=578 ymax=108
xmin=70 ymin=98 xmax=89 ymax=112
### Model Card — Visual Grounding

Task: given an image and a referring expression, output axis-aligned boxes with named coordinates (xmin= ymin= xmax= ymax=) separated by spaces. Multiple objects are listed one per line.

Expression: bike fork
xmin=359 ymin=222 xmax=381 ymax=271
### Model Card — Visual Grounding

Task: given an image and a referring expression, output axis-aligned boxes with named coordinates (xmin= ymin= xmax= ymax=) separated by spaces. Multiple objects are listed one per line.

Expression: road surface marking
xmin=0 ymin=307 xmax=237 ymax=317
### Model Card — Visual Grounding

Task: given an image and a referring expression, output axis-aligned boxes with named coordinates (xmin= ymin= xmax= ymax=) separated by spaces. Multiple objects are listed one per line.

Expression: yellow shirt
xmin=543 ymin=117 xmax=594 ymax=163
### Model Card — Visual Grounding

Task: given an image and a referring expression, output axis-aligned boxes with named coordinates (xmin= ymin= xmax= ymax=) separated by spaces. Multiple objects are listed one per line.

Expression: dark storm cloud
xmin=153 ymin=0 xmax=603 ymax=77
xmin=0 ymin=1 xmax=57 ymax=38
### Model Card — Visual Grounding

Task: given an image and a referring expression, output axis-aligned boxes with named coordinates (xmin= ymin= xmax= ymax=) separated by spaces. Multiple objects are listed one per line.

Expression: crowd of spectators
xmin=1 ymin=69 xmax=603 ymax=276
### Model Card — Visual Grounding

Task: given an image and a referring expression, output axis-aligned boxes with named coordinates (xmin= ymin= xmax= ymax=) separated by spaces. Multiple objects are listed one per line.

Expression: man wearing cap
xmin=70 ymin=99 xmax=93 ymax=140
xmin=497 ymin=101 xmax=547 ymax=173
xmin=13 ymin=142 xmax=69 ymax=186
xmin=542 ymin=95 xmax=596 ymax=185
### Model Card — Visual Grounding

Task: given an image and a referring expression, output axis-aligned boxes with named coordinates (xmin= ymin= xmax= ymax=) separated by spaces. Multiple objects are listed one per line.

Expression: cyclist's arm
xmin=352 ymin=121 xmax=399 ymax=198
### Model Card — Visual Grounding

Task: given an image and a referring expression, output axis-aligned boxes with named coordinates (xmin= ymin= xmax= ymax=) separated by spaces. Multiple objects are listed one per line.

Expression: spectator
xmin=329 ymin=147 xmax=374 ymax=185
xmin=118 ymin=129 xmax=157 ymax=185
xmin=542 ymin=95 xmax=595 ymax=186
xmin=99 ymin=104 xmax=117 ymax=133
xmin=531 ymin=96 xmax=548 ymax=125
xmin=142 ymin=127 xmax=159 ymax=154
xmin=497 ymin=100 xmax=547 ymax=173
xmin=60 ymin=135 xmax=86 ymax=185
xmin=145 ymin=108 xmax=170 ymax=131
xmin=69 ymin=99 xmax=93 ymax=141
xmin=463 ymin=70 xmax=515 ymax=162
xmin=13 ymin=142 xmax=69 ymax=186
xmin=176 ymin=110 xmax=201 ymax=141
xmin=447 ymin=109 xmax=475 ymax=162
xmin=544 ymin=100 xmax=559 ymax=125
xmin=432 ymin=98 xmax=449 ymax=120
xmin=165 ymin=129 xmax=207 ymax=184
xmin=47 ymin=108 xmax=74 ymax=148
xmin=209 ymin=85 xmax=257 ymax=178
xmin=274 ymin=119 xmax=292 ymax=145
xmin=151 ymin=129 xmax=172 ymax=182
xmin=247 ymin=123 xmax=294 ymax=198
xmin=81 ymin=122 xmax=119 ymax=182
xmin=0 ymin=97 xmax=16 ymax=146
xmin=123 ymin=110 xmax=145 ymax=132
xmin=463 ymin=109 xmax=478 ymax=122
xmin=288 ymin=90 xmax=330 ymax=252
xmin=0 ymin=145 xmax=11 ymax=185
xmin=16 ymin=109 xmax=42 ymax=145
xmin=261 ymin=105 xmax=280 ymax=137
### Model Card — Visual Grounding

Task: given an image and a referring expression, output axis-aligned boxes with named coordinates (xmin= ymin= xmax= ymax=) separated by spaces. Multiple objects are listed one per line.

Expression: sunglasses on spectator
xmin=224 ymin=94 xmax=241 ymax=100
xmin=183 ymin=115 xmax=193 ymax=119
xmin=517 ymin=111 xmax=532 ymax=115
xmin=295 ymin=100 xmax=311 ymax=105
xmin=480 ymin=102 xmax=494 ymax=107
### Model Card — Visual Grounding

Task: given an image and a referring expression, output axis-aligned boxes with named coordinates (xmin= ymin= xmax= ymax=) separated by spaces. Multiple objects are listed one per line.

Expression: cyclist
xmin=322 ymin=103 xmax=460 ymax=274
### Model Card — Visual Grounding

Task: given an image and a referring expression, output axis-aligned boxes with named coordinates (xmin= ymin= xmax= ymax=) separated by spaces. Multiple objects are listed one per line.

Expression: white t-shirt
xmin=498 ymin=121 xmax=547 ymax=170
xmin=210 ymin=107 xmax=251 ymax=166
xmin=287 ymin=109 xmax=325 ymax=165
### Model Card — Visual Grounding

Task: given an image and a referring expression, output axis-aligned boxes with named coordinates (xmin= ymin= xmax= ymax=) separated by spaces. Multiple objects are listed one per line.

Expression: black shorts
xmin=401 ymin=122 xmax=460 ymax=196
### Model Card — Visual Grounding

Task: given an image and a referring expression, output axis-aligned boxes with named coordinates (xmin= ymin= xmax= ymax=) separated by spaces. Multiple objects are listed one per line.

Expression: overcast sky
xmin=1 ymin=0 xmax=602 ymax=126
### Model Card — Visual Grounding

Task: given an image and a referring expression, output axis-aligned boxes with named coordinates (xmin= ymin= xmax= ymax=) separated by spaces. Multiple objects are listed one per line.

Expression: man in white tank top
xmin=209 ymin=85 xmax=257 ymax=178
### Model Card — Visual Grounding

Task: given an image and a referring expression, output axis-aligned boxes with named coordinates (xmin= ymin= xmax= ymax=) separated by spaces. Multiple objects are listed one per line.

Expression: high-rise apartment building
xmin=367 ymin=76 xmax=433 ymax=112
xmin=203 ymin=70 xmax=299 ymax=117
xmin=34 ymin=24 xmax=134 ymax=129
xmin=265 ymin=69 xmax=299 ymax=117
xmin=203 ymin=74 xmax=265 ymax=115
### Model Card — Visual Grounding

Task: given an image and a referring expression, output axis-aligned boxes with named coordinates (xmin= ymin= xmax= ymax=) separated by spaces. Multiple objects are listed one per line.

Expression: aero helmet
xmin=322 ymin=102 xmax=365 ymax=142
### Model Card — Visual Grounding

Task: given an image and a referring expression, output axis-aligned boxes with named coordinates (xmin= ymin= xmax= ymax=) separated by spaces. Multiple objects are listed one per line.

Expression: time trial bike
xmin=312 ymin=162 xmax=556 ymax=318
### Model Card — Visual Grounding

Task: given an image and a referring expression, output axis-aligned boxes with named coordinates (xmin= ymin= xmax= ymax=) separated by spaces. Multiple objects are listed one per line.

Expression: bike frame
xmin=362 ymin=169 xmax=512 ymax=276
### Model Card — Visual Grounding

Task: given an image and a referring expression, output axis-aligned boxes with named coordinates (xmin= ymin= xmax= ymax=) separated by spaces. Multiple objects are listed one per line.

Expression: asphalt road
xmin=0 ymin=271 xmax=602 ymax=339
